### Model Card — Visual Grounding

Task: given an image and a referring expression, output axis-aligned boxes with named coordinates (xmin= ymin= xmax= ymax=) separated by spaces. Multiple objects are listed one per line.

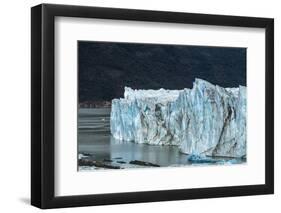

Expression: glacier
xmin=110 ymin=79 xmax=246 ymax=158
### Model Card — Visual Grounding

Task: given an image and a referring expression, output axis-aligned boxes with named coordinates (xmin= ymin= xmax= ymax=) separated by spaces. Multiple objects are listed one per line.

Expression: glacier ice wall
xmin=110 ymin=79 xmax=246 ymax=158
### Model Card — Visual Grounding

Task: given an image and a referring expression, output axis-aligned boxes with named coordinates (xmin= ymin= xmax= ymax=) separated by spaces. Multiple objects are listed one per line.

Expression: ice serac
xmin=110 ymin=79 xmax=246 ymax=158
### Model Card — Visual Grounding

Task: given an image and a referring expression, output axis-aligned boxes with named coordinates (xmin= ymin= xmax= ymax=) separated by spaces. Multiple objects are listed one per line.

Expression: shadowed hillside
xmin=78 ymin=41 xmax=246 ymax=102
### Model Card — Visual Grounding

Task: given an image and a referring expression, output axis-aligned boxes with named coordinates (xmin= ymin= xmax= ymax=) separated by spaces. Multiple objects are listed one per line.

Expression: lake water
xmin=78 ymin=108 xmax=244 ymax=171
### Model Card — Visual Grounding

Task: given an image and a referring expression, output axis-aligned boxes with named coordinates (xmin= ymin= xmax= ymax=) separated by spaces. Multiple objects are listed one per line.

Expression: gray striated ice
xmin=110 ymin=79 xmax=246 ymax=158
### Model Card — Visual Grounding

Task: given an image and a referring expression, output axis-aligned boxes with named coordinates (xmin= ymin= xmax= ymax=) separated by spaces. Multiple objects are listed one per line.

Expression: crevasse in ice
xmin=110 ymin=79 xmax=246 ymax=158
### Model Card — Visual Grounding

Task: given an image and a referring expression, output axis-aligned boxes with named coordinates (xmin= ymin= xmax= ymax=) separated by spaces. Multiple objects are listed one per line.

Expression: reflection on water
xmin=78 ymin=108 xmax=244 ymax=171
xmin=79 ymin=135 xmax=191 ymax=167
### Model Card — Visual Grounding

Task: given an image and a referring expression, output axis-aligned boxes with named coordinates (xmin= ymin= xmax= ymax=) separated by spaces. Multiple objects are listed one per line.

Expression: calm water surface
xmin=78 ymin=108 xmax=244 ymax=171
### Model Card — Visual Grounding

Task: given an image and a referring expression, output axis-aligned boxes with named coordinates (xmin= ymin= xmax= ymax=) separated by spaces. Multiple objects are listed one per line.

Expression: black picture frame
xmin=31 ymin=3 xmax=274 ymax=209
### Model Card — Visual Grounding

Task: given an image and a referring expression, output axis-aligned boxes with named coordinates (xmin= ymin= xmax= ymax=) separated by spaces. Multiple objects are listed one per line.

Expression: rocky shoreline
xmin=78 ymin=152 xmax=244 ymax=171
xmin=78 ymin=152 xmax=161 ymax=170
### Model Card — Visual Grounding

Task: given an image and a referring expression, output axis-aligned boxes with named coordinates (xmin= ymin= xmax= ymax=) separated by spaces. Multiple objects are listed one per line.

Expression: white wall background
xmin=0 ymin=0 xmax=279 ymax=212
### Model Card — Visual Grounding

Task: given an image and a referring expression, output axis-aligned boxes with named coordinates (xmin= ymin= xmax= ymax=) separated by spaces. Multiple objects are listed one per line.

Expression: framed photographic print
xmin=31 ymin=3 xmax=274 ymax=209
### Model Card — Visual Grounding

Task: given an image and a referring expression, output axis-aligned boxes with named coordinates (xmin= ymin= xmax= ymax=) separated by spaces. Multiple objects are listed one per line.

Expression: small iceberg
xmin=187 ymin=154 xmax=243 ymax=165
xmin=187 ymin=154 xmax=219 ymax=164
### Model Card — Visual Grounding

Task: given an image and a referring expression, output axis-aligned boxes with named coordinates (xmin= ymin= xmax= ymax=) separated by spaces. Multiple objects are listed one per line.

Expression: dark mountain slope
xmin=79 ymin=41 xmax=246 ymax=102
